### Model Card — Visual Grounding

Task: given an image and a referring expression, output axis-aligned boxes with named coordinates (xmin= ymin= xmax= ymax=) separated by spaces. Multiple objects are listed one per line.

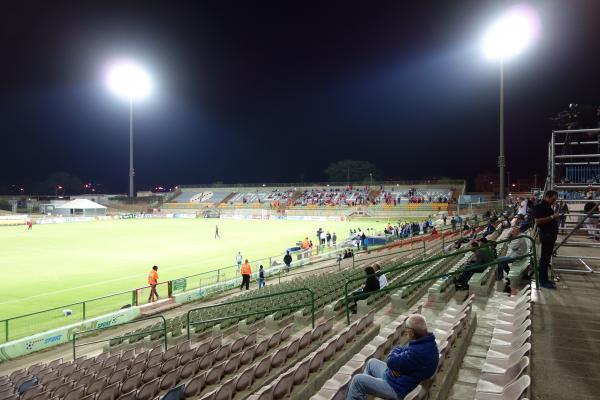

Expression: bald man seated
xmin=346 ymin=314 xmax=439 ymax=400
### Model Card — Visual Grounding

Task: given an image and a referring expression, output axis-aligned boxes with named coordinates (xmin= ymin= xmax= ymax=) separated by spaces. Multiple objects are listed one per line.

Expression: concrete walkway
xmin=531 ymin=253 xmax=600 ymax=400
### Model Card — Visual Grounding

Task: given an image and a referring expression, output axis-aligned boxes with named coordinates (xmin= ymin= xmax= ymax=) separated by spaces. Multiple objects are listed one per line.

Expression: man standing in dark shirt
xmin=534 ymin=190 xmax=560 ymax=289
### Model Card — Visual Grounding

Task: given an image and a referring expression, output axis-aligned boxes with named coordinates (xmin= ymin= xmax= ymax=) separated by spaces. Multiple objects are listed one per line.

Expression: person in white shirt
xmin=496 ymin=226 xmax=528 ymax=279
xmin=373 ymin=263 xmax=388 ymax=289
xmin=518 ymin=198 xmax=528 ymax=216
xmin=236 ymin=252 xmax=243 ymax=272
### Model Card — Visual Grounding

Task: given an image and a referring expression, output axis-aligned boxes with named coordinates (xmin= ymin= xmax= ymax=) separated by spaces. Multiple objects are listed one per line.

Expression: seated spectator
xmin=373 ymin=263 xmax=388 ymax=289
xmin=350 ymin=266 xmax=380 ymax=313
xmin=346 ymin=314 xmax=438 ymax=400
xmin=496 ymin=226 xmax=528 ymax=279
xmin=454 ymin=241 xmax=492 ymax=290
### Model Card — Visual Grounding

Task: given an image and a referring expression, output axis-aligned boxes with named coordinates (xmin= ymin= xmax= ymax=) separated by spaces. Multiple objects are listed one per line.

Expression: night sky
xmin=1 ymin=0 xmax=600 ymax=192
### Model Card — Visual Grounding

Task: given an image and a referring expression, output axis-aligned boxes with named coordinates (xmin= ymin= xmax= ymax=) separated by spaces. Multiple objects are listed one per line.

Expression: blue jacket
xmin=385 ymin=333 xmax=438 ymax=398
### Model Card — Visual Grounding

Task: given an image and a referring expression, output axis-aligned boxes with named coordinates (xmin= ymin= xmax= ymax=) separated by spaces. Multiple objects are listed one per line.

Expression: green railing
xmin=1 ymin=289 xmax=135 ymax=343
xmin=343 ymin=234 xmax=538 ymax=324
xmin=186 ymin=288 xmax=315 ymax=339
xmin=72 ymin=315 xmax=167 ymax=360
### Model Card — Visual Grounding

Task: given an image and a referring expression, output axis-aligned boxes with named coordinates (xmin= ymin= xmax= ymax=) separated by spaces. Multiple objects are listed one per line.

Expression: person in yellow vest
xmin=147 ymin=265 xmax=159 ymax=302
xmin=240 ymin=259 xmax=252 ymax=290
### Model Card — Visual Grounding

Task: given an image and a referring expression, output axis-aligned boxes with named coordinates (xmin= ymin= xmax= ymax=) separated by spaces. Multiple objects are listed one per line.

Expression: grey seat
xmin=270 ymin=348 xmax=287 ymax=369
xmin=234 ymin=367 xmax=254 ymax=392
xmin=281 ymin=324 xmax=293 ymax=342
xmin=240 ymin=345 xmax=257 ymax=366
xmin=149 ymin=345 xmax=163 ymax=359
xmin=194 ymin=341 xmax=211 ymax=358
xmin=179 ymin=360 xmax=199 ymax=381
xmin=286 ymin=338 xmax=300 ymax=359
xmin=183 ymin=372 xmax=206 ymax=398
xmin=141 ymin=364 xmax=161 ymax=384
xmin=159 ymin=367 xmax=180 ymax=391
xmin=108 ymin=368 xmax=128 ymax=386
xmin=136 ymin=378 xmax=159 ymax=400
xmin=230 ymin=337 xmax=246 ymax=355
xmin=129 ymin=361 xmax=146 ymax=376
xmin=209 ymin=336 xmax=222 ymax=351
xmin=163 ymin=347 xmax=179 ymax=362
xmin=97 ymin=382 xmax=120 ymax=400
xmin=85 ymin=377 xmax=106 ymax=396
xmin=205 ymin=362 xmax=225 ymax=386
xmin=176 ymin=340 xmax=191 ymax=355
xmin=162 ymin=356 xmax=181 ymax=374
xmin=215 ymin=343 xmax=232 ymax=363
xmin=272 ymin=372 xmax=293 ymax=400
xmin=291 ymin=359 xmax=310 ymax=386
xmin=253 ymin=356 xmax=272 ymax=380
xmin=213 ymin=377 xmax=236 ymax=400
xmin=298 ymin=331 xmax=312 ymax=350
xmin=64 ymin=385 xmax=86 ymax=400
xmin=121 ymin=372 xmax=142 ymax=395
xmin=267 ymin=331 xmax=282 ymax=349
xmin=254 ymin=339 xmax=269 ymax=358
xmin=53 ymin=382 xmax=75 ymax=399
xmin=308 ymin=349 xmax=324 ymax=373
xmin=244 ymin=331 xmax=257 ymax=348
xmin=199 ymin=350 xmax=217 ymax=370
xmin=224 ymin=353 xmax=242 ymax=375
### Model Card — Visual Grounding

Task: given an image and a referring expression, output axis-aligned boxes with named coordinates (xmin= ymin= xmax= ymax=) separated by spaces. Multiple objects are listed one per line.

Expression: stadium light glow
xmin=483 ymin=5 xmax=539 ymax=60
xmin=482 ymin=4 xmax=540 ymax=201
xmin=106 ymin=60 xmax=152 ymax=100
xmin=105 ymin=58 xmax=154 ymax=197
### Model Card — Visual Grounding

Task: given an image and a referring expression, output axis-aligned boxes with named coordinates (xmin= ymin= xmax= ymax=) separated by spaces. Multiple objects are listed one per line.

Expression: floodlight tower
xmin=483 ymin=5 xmax=538 ymax=201
xmin=106 ymin=60 xmax=152 ymax=198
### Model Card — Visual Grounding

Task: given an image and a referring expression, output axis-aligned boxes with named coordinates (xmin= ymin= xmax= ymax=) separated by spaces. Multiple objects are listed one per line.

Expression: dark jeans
xmin=148 ymin=284 xmax=159 ymax=302
xmin=240 ymin=274 xmax=250 ymax=290
xmin=539 ymin=238 xmax=556 ymax=284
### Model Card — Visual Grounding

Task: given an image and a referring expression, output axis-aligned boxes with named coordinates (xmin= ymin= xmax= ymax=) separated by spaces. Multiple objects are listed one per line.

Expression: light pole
xmin=106 ymin=60 xmax=152 ymax=198
xmin=483 ymin=5 xmax=539 ymax=202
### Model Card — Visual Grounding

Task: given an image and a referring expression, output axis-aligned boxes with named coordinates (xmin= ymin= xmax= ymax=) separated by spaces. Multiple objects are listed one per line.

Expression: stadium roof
xmin=55 ymin=199 xmax=107 ymax=209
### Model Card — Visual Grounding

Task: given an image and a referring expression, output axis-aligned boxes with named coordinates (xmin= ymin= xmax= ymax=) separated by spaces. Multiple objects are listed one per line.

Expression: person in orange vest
xmin=240 ymin=259 xmax=252 ymax=290
xmin=147 ymin=265 xmax=159 ymax=302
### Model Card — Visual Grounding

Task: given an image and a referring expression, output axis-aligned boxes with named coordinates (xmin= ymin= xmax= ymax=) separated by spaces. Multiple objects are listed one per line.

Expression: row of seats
xmin=473 ymin=288 xmax=532 ymax=400
xmin=312 ymin=295 xmax=475 ymax=400
xmin=249 ymin=312 xmax=375 ymax=400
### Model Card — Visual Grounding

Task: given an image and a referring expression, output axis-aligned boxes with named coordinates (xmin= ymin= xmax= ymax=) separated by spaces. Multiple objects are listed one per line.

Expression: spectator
xmin=496 ymin=226 xmax=528 ymax=279
xmin=147 ymin=265 xmax=159 ymax=303
xmin=258 ymin=265 xmax=265 ymax=288
xmin=450 ymin=217 xmax=457 ymax=231
xmin=240 ymin=259 xmax=252 ymax=290
xmin=236 ymin=252 xmax=243 ymax=273
xmin=350 ymin=266 xmax=380 ymax=313
xmin=332 ymin=232 xmax=337 ymax=245
xmin=345 ymin=314 xmax=438 ymax=400
xmin=558 ymin=201 xmax=569 ymax=233
xmin=534 ymin=190 xmax=560 ymax=289
xmin=283 ymin=251 xmax=293 ymax=273
xmin=320 ymin=230 xmax=327 ymax=245
xmin=518 ymin=197 xmax=528 ymax=216
xmin=454 ymin=241 xmax=492 ymax=290
xmin=326 ymin=231 xmax=332 ymax=246
xmin=374 ymin=263 xmax=388 ymax=289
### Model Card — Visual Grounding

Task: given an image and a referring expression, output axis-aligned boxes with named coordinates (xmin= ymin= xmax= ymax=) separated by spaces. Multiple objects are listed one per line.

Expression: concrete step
xmin=139 ymin=298 xmax=179 ymax=316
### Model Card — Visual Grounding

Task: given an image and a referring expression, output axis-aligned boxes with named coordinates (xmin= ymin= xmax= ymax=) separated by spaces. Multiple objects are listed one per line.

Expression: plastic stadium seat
xmin=199 ymin=388 xmax=217 ymax=400
xmin=63 ymin=385 xmax=86 ymax=400
xmin=267 ymin=331 xmax=282 ymax=349
xmin=53 ymin=382 xmax=75 ymax=399
xmin=195 ymin=341 xmax=211 ymax=358
xmin=272 ymin=372 xmax=294 ymax=400
xmin=489 ymin=330 xmax=531 ymax=353
xmin=108 ymin=368 xmax=128 ymax=386
xmin=308 ymin=349 xmax=324 ymax=373
xmin=485 ymin=343 xmax=531 ymax=366
xmin=121 ymin=373 xmax=142 ymax=394
xmin=224 ymin=353 xmax=242 ymax=375
xmin=215 ymin=343 xmax=232 ymax=363
xmin=183 ymin=372 xmax=206 ymax=398
xmin=136 ymin=378 xmax=159 ymax=400
xmin=230 ymin=337 xmax=246 ymax=354
xmin=159 ymin=367 xmax=180 ymax=391
xmin=311 ymin=324 xmax=324 ymax=342
xmin=234 ymin=367 xmax=255 ymax=392
xmin=142 ymin=364 xmax=161 ymax=384
xmin=117 ymin=390 xmax=137 ymax=400
xmin=205 ymin=362 xmax=225 ymax=386
xmin=213 ymin=377 xmax=236 ymax=400
xmin=493 ymin=320 xmax=531 ymax=342
xmin=96 ymin=383 xmax=120 ymax=400
xmin=477 ymin=357 xmax=529 ymax=394
xmin=482 ymin=347 xmax=530 ymax=375
xmin=179 ymin=349 xmax=196 ymax=366
xmin=162 ymin=356 xmax=181 ymax=374
xmin=281 ymin=324 xmax=294 ymax=341
xmin=199 ymin=350 xmax=217 ymax=370
xmin=404 ymin=384 xmax=427 ymax=400
xmin=298 ymin=331 xmax=312 ymax=350
xmin=209 ymin=336 xmax=222 ymax=351
xmin=240 ymin=344 xmax=257 ymax=366
xmin=28 ymin=391 xmax=50 ymax=400
xmin=255 ymin=338 xmax=269 ymax=358
xmin=178 ymin=360 xmax=199 ymax=381
xmin=86 ymin=377 xmax=107 ymax=397
xmin=20 ymin=385 xmax=43 ymax=400
xmin=129 ymin=362 xmax=146 ymax=376
xmin=254 ymin=356 xmax=272 ymax=380
xmin=176 ymin=340 xmax=191 ymax=355
xmin=149 ymin=345 xmax=163 ymax=359
xmin=103 ymin=354 xmax=120 ymax=368
xmin=244 ymin=331 xmax=258 ymax=347
xmin=474 ymin=375 xmax=530 ymax=400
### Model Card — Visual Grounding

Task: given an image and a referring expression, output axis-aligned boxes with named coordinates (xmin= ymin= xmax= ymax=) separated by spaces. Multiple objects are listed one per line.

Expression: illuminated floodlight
xmin=483 ymin=5 xmax=540 ymax=60
xmin=106 ymin=60 xmax=152 ymax=100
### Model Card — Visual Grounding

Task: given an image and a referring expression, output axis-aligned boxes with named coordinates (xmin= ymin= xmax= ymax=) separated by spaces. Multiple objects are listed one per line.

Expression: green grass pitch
xmin=0 ymin=217 xmax=394 ymax=340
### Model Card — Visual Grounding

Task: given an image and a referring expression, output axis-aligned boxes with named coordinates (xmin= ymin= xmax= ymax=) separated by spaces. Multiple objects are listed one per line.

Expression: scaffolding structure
xmin=548 ymin=127 xmax=600 ymax=274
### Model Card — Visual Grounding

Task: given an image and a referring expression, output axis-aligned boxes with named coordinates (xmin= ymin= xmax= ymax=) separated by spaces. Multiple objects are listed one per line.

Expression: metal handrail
xmin=72 ymin=315 xmax=167 ymax=360
xmin=1 ymin=288 xmax=134 ymax=343
xmin=185 ymin=288 xmax=315 ymax=339
xmin=343 ymin=234 xmax=538 ymax=324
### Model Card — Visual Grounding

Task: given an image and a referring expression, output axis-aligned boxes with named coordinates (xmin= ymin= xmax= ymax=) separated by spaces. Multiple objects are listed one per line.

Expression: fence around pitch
xmin=0 ymin=289 xmax=135 ymax=343
xmin=0 ymin=215 xmax=494 ymax=344
xmin=185 ymin=288 xmax=315 ymax=339
xmin=343 ymin=234 xmax=538 ymax=324
xmin=72 ymin=315 xmax=167 ymax=360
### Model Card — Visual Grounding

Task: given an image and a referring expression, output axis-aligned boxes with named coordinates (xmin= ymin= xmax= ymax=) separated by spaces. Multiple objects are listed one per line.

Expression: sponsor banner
xmin=173 ymin=213 xmax=197 ymax=219
xmin=0 ymin=307 xmax=140 ymax=361
xmin=0 ymin=215 xmax=27 ymax=221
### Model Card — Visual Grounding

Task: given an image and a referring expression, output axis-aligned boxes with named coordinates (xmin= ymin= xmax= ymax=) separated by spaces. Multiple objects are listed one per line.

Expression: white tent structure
xmin=54 ymin=199 xmax=107 ymax=216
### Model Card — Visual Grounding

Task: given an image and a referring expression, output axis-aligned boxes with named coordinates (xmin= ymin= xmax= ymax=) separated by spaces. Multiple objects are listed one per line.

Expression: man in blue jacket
xmin=346 ymin=314 xmax=438 ymax=400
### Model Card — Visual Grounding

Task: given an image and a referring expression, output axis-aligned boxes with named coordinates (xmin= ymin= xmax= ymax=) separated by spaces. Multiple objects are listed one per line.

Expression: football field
xmin=0 ymin=217 xmax=389 ymax=322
